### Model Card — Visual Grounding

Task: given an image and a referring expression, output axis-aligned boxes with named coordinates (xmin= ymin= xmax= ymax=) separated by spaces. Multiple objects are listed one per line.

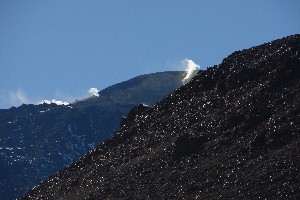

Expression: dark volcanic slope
xmin=0 ymin=71 xmax=184 ymax=200
xmin=22 ymin=35 xmax=300 ymax=199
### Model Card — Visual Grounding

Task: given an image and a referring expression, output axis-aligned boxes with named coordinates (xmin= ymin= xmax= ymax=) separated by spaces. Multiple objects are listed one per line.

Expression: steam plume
xmin=88 ymin=88 xmax=99 ymax=97
xmin=182 ymin=59 xmax=200 ymax=84
xmin=9 ymin=89 xmax=29 ymax=105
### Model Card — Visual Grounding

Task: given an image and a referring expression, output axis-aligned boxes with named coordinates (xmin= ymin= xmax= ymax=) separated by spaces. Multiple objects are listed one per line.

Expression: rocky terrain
xmin=20 ymin=34 xmax=300 ymax=199
xmin=0 ymin=71 xmax=184 ymax=200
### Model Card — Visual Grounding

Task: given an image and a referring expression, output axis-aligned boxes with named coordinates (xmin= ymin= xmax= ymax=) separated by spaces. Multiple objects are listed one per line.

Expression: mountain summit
xmin=21 ymin=34 xmax=300 ymax=199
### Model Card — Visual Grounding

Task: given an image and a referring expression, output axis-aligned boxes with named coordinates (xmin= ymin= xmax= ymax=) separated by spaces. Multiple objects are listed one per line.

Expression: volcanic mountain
xmin=20 ymin=34 xmax=300 ymax=199
xmin=0 ymin=71 xmax=185 ymax=200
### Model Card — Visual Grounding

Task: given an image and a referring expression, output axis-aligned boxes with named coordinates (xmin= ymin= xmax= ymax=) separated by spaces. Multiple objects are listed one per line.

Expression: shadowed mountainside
xmin=0 ymin=71 xmax=185 ymax=200
xmin=21 ymin=34 xmax=300 ymax=199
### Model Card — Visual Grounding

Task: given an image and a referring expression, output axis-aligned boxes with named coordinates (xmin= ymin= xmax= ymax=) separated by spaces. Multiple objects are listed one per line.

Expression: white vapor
xmin=181 ymin=59 xmax=200 ymax=84
xmin=39 ymin=99 xmax=69 ymax=105
xmin=9 ymin=89 xmax=29 ymax=105
xmin=88 ymin=88 xmax=99 ymax=97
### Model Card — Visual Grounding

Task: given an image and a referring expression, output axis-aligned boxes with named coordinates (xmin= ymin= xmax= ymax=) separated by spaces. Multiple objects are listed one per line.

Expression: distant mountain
xmin=0 ymin=71 xmax=185 ymax=200
xmin=20 ymin=34 xmax=300 ymax=199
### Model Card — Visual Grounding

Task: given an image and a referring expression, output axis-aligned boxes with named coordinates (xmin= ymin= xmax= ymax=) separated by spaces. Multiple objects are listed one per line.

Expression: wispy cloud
xmin=9 ymin=89 xmax=29 ymax=106
xmin=2 ymin=87 xmax=102 ymax=108
xmin=0 ymin=87 xmax=92 ymax=108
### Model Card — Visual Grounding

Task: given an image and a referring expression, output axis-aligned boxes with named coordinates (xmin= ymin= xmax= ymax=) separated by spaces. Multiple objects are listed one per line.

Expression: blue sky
xmin=0 ymin=0 xmax=299 ymax=108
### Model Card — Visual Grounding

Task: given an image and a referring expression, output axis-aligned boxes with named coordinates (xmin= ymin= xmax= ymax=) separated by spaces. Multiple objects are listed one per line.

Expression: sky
xmin=0 ymin=0 xmax=299 ymax=108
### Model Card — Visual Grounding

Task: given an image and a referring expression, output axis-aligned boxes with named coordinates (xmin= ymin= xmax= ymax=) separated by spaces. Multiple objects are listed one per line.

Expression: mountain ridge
xmin=20 ymin=34 xmax=300 ymax=199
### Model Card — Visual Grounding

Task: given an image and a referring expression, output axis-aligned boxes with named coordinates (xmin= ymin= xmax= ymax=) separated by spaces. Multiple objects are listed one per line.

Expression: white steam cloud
xmin=39 ymin=99 xmax=69 ymax=106
xmin=88 ymin=88 xmax=99 ymax=97
xmin=181 ymin=59 xmax=200 ymax=84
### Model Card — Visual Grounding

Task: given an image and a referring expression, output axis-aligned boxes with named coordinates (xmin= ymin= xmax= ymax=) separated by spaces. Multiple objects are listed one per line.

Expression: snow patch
xmin=68 ymin=125 xmax=73 ymax=133
xmin=88 ymin=142 xmax=95 ymax=149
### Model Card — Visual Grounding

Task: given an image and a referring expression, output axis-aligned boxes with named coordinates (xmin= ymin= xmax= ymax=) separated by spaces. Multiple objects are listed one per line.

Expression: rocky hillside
xmin=21 ymin=34 xmax=300 ymax=199
xmin=0 ymin=71 xmax=184 ymax=200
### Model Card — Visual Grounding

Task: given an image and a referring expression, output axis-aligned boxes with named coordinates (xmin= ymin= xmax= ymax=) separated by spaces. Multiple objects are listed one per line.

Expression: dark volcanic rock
xmin=0 ymin=71 xmax=184 ymax=200
xmin=21 ymin=35 xmax=300 ymax=199
xmin=119 ymin=103 xmax=152 ymax=128
xmin=173 ymin=134 xmax=208 ymax=160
